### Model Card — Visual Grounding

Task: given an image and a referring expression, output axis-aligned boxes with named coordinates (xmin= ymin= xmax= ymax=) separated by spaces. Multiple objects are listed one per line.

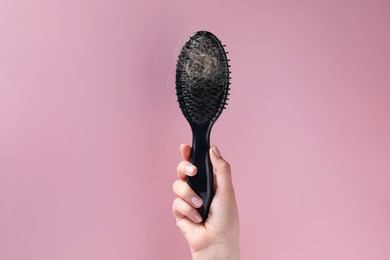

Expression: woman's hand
xmin=172 ymin=144 xmax=240 ymax=260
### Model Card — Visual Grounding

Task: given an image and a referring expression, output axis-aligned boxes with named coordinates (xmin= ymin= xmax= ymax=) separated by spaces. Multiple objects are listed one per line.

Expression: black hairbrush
xmin=175 ymin=31 xmax=231 ymax=222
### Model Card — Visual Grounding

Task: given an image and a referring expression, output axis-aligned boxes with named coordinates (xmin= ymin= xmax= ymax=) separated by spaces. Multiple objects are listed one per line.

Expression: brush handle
xmin=187 ymin=124 xmax=214 ymax=222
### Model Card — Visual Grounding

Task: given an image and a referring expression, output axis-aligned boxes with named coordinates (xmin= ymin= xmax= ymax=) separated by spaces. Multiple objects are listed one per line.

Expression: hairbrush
xmin=175 ymin=31 xmax=231 ymax=222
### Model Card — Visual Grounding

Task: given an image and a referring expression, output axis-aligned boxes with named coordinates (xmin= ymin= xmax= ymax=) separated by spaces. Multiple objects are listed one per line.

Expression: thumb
xmin=209 ymin=146 xmax=234 ymax=196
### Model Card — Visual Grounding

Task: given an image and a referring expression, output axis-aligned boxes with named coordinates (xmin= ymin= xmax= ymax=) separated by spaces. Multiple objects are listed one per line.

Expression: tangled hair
xmin=179 ymin=35 xmax=228 ymax=102
xmin=182 ymin=35 xmax=221 ymax=80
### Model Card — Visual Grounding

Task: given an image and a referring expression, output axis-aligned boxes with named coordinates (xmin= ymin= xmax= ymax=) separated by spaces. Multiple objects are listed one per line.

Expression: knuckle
xmin=172 ymin=198 xmax=180 ymax=211
xmin=172 ymin=200 xmax=177 ymax=213
xmin=176 ymin=161 xmax=188 ymax=175
xmin=176 ymin=163 xmax=182 ymax=173
xmin=178 ymin=182 xmax=189 ymax=195
xmin=173 ymin=180 xmax=188 ymax=196
xmin=221 ymin=161 xmax=231 ymax=170
xmin=172 ymin=180 xmax=180 ymax=192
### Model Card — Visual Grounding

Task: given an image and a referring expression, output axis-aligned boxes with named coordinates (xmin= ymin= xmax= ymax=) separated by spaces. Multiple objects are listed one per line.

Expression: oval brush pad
xmin=175 ymin=31 xmax=231 ymax=222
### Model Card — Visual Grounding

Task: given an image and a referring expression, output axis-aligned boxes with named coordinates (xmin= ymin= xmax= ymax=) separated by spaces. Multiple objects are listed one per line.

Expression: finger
xmin=180 ymin=144 xmax=192 ymax=161
xmin=176 ymin=161 xmax=197 ymax=181
xmin=172 ymin=197 xmax=203 ymax=223
xmin=209 ymin=145 xmax=234 ymax=196
xmin=172 ymin=180 xmax=203 ymax=208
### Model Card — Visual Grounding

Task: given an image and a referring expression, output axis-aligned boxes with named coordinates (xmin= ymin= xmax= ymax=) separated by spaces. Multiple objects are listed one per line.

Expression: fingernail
xmin=191 ymin=197 xmax=203 ymax=208
xmin=213 ymin=146 xmax=221 ymax=157
xmin=184 ymin=164 xmax=195 ymax=174
xmin=194 ymin=214 xmax=202 ymax=223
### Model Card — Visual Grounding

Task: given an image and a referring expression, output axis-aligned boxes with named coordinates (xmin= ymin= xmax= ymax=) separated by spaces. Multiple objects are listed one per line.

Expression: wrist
xmin=192 ymin=243 xmax=240 ymax=260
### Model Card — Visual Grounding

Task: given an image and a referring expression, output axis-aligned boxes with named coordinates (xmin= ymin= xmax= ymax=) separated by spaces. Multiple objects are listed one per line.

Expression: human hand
xmin=172 ymin=144 xmax=240 ymax=260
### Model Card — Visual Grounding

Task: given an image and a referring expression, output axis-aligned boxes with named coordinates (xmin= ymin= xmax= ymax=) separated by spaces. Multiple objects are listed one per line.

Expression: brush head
xmin=176 ymin=31 xmax=230 ymax=125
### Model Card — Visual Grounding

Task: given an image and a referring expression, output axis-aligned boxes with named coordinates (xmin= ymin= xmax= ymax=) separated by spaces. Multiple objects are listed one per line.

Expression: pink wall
xmin=1 ymin=0 xmax=389 ymax=259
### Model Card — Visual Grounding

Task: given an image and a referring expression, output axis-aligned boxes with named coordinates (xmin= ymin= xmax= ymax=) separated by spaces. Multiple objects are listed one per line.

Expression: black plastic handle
xmin=187 ymin=124 xmax=214 ymax=222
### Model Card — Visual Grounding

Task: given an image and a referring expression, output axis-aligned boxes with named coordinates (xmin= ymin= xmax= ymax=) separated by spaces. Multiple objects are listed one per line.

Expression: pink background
xmin=1 ymin=0 xmax=389 ymax=259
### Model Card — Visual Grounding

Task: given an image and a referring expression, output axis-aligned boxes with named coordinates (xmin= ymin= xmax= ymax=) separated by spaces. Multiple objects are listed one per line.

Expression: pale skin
xmin=172 ymin=144 xmax=240 ymax=260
